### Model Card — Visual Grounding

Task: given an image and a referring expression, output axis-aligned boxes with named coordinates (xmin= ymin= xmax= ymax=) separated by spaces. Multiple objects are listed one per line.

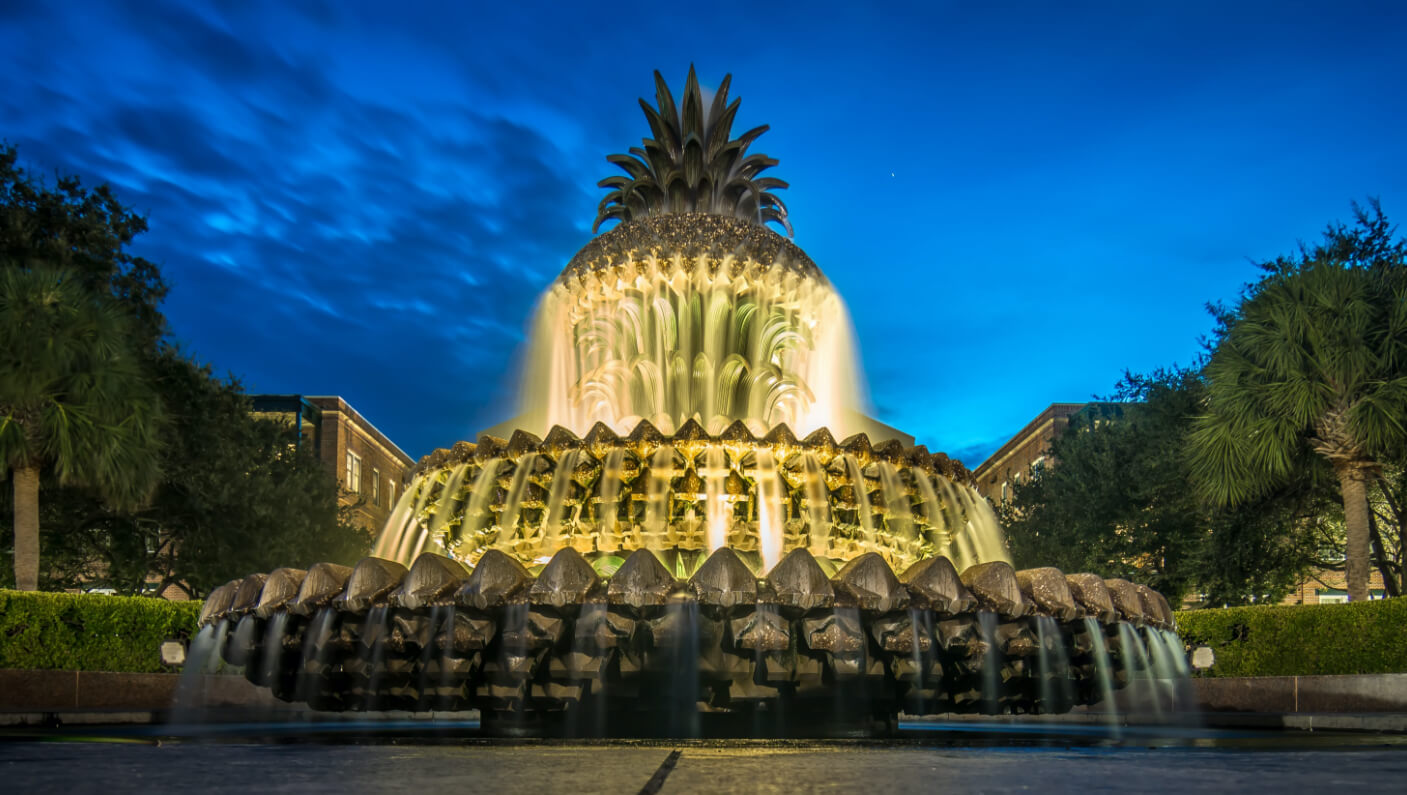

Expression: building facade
xmin=1280 ymin=568 xmax=1388 ymax=604
xmin=973 ymin=403 xmax=1089 ymax=503
xmin=251 ymin=395 xmax=414 ymax=531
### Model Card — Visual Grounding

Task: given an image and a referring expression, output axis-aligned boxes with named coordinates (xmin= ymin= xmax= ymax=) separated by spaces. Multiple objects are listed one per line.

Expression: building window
xmin=372 ymin=468 xmax=381 ymax=506
xmin=1317 ymin=588 xmax=1387 ymax=604
xmin=389 ymin=479 xmax=396 ymax=506
xmin=346 ymin=451 xmax=362 ymax=493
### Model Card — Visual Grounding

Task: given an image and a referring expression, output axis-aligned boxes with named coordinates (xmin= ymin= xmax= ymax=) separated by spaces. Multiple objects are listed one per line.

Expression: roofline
xmin=973 ymin=402 xmax=1088 ymax=479
xmin=305 ymin=396 xmax=414 ymax=466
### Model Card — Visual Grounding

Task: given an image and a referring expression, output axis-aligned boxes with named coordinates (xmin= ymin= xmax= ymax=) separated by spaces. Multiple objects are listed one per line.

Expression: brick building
xmin=977 ymin=401 xmax=1395 ymax=606
xmin=251 ymin=395 xmax=414 ymax=531
xmin=973 ymin=403 xmax=1089 ymax=503
xmin=1280 ymin=568 xmax=1388 ymax=604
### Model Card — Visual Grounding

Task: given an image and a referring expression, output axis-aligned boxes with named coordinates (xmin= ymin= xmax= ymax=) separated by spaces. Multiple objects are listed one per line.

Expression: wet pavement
xmin=3 ymin=740 xmax=1407 ymax=793
xmin=3 ymin=724 xmax=1407 ymax=794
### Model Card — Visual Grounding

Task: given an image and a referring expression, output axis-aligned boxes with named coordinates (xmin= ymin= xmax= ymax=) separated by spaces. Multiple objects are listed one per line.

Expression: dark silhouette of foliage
xmin=1190 ymin=200 xmax=1407 ymax=601
xmin=1000 ymin=369 xmax=1331 ymax=605
xmin=0 ymin=144 xmax=366 ymax=596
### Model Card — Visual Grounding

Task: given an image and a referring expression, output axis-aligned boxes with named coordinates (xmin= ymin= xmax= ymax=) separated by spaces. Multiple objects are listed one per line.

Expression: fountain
xmin=194 ymin=67 xmax=1185 ymax=735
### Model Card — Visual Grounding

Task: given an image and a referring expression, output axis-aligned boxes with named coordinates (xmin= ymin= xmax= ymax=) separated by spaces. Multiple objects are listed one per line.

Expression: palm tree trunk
xmin=1337 ymin=465 xmax=1372 ymax=602
xmin=12 ymin=465 xmax=40 ymax=591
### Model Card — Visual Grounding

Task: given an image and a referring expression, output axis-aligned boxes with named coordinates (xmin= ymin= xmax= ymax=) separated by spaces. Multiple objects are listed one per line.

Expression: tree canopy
xmin=1 ymin=143 xmax=368 ymax=596
xmin=1000 ymin=369 xmax=1331 ymax=605
xmin=1189 ymin=201 xmax=1407 ymax=601
xmin=0 ymin=268 xmax=163 ymax=590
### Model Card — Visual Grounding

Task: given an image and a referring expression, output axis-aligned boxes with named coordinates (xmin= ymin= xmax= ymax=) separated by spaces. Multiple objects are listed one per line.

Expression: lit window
xmin=372 ymin=468 xmax=381 ymax=506
xmin=389 ymin=479 xmax=396 ymax=505
xmin=346 ymin=451 xmax=362 ymax=493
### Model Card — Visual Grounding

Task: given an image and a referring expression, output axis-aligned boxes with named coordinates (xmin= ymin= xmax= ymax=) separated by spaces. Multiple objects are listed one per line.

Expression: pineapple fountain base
xmin=193 ymin=543 xmax=1184 ymax=736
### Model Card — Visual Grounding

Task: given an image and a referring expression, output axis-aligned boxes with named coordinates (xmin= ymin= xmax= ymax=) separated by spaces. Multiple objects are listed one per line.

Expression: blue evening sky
xmin=3 ymin=1 xmax=1404 ymax=465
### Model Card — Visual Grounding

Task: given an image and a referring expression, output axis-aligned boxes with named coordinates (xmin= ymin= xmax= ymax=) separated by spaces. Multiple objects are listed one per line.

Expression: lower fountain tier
xmin=381 ymin=420 xmax=1002 ymax=574
xmin=195 ymin=547 xmax=1182 ymax=723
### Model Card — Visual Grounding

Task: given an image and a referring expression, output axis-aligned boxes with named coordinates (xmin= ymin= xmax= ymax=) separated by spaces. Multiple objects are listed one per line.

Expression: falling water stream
xmin=542 ymin=450 xmax=582 ymax=548
xmin=977 ymin=611 xmax=1000 ymax=715
xmin=703 ymin=446 xmax=730 ymax=551
xmin=1033 ymin=616 xmax=1073 ymax=713
xmin=752 ymin=449 xmax=785 ymax=569
xmin=643 ymin=447 xmax=677 ymax=549
xmin=361 ymin=606 xmax=391 ymax=712
xmin=259 ymin=612 xmax=290 ymax=689
xmin=1084 ymin=617 xmax=1122 ymax=737
xmin=840 ymin=454 xmax=877 ymax=551
xmin=1118 ymin=621 xmax=1163 ymax=721
xmin=665 ymin=600 xmax=701 ymax=738
xmin=801 ymin=452 xmax=831 ymax=553
xmin=295 ymin=608 xmax=338 ymax=705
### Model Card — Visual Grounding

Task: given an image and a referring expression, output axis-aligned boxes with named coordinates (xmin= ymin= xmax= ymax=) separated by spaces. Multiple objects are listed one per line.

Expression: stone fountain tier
xmin=196 ymin=548 xmax=1178 ymax=726
xmin=387 ymin=419 xmax=994 ymax=573
xmin=560 ymin=212 xmax=825 ymax=285
xmin=411 ymin=419 xmax=972 ymax=481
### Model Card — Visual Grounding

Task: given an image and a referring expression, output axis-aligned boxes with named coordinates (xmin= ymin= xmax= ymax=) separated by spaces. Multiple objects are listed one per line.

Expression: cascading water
xmin=1034 ymin=616 xmax=1073 ymax=714
xmin=259 ymin=612 xmax=290 ymax=689
xmin=192 ymin=67 xmax=1191 ymax=737
xmin=542 ymin=449 xmax=582 ymax=548
xmin=1146 ymin=626 xmax=1197 ymax=717
xmin=296 ymin=608 xmax=337 ymax=705
xmin=1084 ymin=616 xmax=1122 ymax=736
xmin=703 ymin=446 xmax=730 ymax=552
xmin=360 ymin=606 xmax=391 ymax=711
xmin=1118 ymin=621 xmax=1163 ymax=720
xmin=751 ymin=449 xmax=785 ymax=569
xmin=643 ymin=446 xmax=676 ymax=550
xmin=840 ymin=454 xmax=877 ymax=551
xmin=664 ymin=598 xmax=701 ymax=737
xmin=170 ymin=623 xmax=221 ymax=722
xmin=520 ymin=263 xmax=868 ymax=441
xmin=978 ymin=611 xmax=1001 ymax=715
xmin=372 ymin=422 xmax=1011 ymax=578
xmin=801 ymin=451 xmax=831 ymax=554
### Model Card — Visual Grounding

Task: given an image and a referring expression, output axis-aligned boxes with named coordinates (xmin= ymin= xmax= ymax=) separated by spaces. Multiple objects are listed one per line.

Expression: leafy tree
xmin=2 ymin=351 xmax=371 ymax=597
xmin=1000 ymin=369 xmax=1328 ymax=605
xmin=0 ymin=268 xmax=162 ymax=590
xmin=1189 ymin=201 xmax=1407 ymax=601
xmin=1 ymin=145 xmax=166 ymax=345
xmin=1366 ymin=464 xmax=1405 ymax=596
xmin=132 ymin=353 xmax=370 ymax=596
xmin=1 ymin=144 xmax=367 ymax=596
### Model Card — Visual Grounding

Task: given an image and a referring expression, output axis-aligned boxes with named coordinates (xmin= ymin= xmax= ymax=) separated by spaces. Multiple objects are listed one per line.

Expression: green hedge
xmin=0 ymin=590 xmax=201 ymax=673
xmin=1175 ymin=597 xmax=1407 ymax=677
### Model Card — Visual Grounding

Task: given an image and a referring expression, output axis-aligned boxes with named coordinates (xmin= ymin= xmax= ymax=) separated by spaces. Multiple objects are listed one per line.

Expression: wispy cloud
xmin=3 ymin=0 xmax=1404 ymax=459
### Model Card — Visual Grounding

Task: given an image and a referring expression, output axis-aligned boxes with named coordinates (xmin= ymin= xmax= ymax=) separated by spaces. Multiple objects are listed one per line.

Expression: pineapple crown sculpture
xmin=592 ymin=65 xmax=793 ymax=237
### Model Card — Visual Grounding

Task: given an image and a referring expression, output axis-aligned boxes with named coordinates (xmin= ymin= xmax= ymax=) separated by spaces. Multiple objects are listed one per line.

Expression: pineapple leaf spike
xmin=593 ymin=65 xmax=793 ymax=237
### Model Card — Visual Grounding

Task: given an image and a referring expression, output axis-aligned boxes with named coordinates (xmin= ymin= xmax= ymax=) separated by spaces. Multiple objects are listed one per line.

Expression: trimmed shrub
xmin=0 ymin=590 xmax=201 ymax=673
xmin=1176 ymin=597 xmax=1407 ymax=677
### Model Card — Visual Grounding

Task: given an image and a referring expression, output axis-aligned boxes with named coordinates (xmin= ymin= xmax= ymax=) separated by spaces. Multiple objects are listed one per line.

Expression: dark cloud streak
xmin=3 ymin=0 xmax=1404 ymax=463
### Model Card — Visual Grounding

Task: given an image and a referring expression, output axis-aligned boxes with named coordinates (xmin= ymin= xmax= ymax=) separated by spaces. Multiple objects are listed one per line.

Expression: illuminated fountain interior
xmin=372 ymin=210 xmax=1009 ymax=577
xmin=192 ymin=67 xmax=1188 ymax=735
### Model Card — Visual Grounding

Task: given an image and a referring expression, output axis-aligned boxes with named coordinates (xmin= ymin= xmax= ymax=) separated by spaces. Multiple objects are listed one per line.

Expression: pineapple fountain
xmin=193 ymin=68 xmax=1185 ymax=735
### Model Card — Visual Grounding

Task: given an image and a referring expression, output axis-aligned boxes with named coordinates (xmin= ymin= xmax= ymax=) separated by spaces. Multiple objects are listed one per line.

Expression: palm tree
xmin=1189 ymin=203 xmax=1407 ymax=601
xmin=0 ymin=268 xmax=162 ymax=590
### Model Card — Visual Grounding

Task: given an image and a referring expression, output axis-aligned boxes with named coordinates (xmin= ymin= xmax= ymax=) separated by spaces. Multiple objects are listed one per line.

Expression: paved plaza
xmin=3 ymin=734 xmax=1406 ymax=794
